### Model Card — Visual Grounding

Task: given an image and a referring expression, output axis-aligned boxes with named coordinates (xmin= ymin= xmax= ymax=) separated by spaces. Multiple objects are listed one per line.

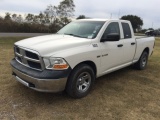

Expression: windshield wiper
xmin=64 ymin=33 xmax=85 ymax=38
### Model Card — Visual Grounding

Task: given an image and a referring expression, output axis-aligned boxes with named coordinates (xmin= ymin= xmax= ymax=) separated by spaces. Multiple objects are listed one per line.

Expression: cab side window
xmin=122 ymin=23 xmax=132 ymax=39
xmin=102 ymin=22 xmax=120 ymax=39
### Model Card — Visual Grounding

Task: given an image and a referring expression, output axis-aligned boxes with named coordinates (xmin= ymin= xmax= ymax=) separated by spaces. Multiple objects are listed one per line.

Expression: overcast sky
xmin=0 ymin=0 xmax=159 ymax=29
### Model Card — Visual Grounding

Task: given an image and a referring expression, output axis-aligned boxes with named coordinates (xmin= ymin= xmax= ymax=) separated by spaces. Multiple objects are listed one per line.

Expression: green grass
xmin=0 ymin=37 xmax=160 ymax=120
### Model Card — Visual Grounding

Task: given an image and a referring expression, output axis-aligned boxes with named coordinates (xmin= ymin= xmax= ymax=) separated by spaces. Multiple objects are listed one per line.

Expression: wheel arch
xmin=134 ymin=47 xmax=149 ymax=70
xmin=72 ymin=60 xmax=97 ymax=76
xmin=143 ymin=47 xmax=150 ymax=54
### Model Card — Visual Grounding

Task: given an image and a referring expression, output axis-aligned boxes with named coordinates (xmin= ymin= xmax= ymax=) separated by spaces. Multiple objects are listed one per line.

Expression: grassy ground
xmin=0 ymin=37 xmax=160 ymax=120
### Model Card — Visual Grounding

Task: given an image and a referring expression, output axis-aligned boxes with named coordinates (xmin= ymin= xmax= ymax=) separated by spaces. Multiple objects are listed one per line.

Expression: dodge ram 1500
xmin=11 ymin=19 xmax=155 ymax=98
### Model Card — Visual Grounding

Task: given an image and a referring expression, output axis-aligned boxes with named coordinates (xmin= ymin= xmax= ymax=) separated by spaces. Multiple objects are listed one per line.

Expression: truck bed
xmin=133 ymin=36 xmax=155 ymax=61
xmin=135 ymin=36 xmax=149 ymax=39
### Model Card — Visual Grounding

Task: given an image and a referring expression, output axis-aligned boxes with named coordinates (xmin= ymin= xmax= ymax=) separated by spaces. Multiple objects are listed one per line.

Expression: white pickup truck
xmin=11 ymin=19 xmax=155 ymax=98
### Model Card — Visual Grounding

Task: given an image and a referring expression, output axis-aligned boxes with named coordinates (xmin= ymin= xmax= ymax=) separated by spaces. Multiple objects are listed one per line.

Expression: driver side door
xmin=100 ymin=22 xmax=124 ymax=74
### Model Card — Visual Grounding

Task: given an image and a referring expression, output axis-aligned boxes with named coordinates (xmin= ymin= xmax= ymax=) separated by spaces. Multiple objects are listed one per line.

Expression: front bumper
xmin=11 ymin=59 xmax=71 ymax=92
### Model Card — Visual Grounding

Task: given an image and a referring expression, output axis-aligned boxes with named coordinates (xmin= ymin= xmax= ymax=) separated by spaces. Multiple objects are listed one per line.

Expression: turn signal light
xmin=53 ymin=64 xmax=69 ymax=70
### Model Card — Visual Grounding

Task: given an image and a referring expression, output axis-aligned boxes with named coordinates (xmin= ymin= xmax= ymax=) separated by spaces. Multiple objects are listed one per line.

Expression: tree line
xmin=0 ymin=0 xmax=75 ymax=33
xmin=1 ymin=0 xmax=158 ymax=34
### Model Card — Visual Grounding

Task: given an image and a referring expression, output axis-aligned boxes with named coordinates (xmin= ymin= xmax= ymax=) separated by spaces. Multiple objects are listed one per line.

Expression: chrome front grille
xmin=14 ymin=46 xmax=44 ymax=71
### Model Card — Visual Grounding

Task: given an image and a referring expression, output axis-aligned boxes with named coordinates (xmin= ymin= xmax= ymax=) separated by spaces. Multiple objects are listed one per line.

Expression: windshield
xmin=57 ymin=21 xmax=105 ymax=39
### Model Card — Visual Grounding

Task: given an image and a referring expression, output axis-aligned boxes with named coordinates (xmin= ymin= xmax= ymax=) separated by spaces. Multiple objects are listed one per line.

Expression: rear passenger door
xmin=121 ymin=22 xmax=136 ymax=64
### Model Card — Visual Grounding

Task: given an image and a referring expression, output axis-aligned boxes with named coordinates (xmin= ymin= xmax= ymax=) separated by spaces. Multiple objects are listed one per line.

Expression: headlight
xmin=43 ymin=58 xmax=69 ymax=70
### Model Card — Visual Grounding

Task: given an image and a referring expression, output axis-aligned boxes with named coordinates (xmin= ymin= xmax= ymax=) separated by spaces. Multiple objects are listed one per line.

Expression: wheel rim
xmin=76 ymin=72 xmax=91 ymax=93
xmin=142 ymin=55 xmax=147 ymax=67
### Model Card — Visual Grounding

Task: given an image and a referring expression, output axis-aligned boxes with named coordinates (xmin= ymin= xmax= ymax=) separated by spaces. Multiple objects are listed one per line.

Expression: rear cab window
xmin=121 ymin=23 xmax=132 ymax=39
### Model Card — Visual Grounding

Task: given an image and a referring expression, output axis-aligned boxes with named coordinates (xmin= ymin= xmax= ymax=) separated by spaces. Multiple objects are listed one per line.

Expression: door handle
xmin=117 ymin=44 xmax=123 ymax=47
xmin=131 ymin=42 xmax=136 ymax=45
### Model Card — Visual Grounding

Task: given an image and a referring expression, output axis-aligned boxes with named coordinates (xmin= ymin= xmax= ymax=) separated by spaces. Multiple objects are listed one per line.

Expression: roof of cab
xmin=76 ymin=19 xmax=129 ymax=22
xmin=77 ymin=19 xmax=109 ymax=21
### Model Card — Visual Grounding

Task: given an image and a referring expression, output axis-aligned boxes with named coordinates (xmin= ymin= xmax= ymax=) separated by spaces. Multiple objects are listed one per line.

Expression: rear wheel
xmin=134 ymin=51 xmax=149 ymax=70
xmin=66 ymin=64 xmax=95 ymax=98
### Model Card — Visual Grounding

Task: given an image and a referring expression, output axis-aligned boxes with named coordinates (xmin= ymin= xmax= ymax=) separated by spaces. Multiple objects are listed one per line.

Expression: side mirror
xmin=101 ymin=33 xmax=120 ymax=42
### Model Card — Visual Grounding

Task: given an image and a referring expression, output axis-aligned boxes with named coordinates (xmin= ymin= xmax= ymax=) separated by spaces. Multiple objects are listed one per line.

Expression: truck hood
xmin=15 ymin=34 xmax=92 ymax=56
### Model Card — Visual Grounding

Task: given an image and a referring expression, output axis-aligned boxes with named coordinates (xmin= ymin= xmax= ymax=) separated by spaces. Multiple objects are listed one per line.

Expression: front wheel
xmin=134 ymin=51 xmax=149 ymax=70
xmin=66 ymin=64 xmax=95 ymax=98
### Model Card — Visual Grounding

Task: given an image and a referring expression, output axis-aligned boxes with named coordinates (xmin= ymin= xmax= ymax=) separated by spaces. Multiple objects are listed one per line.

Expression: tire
xmin=134 ymin=51 xmax=149 ymax=70
xmin=66 ymin=64 xmax=95 ymax=98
